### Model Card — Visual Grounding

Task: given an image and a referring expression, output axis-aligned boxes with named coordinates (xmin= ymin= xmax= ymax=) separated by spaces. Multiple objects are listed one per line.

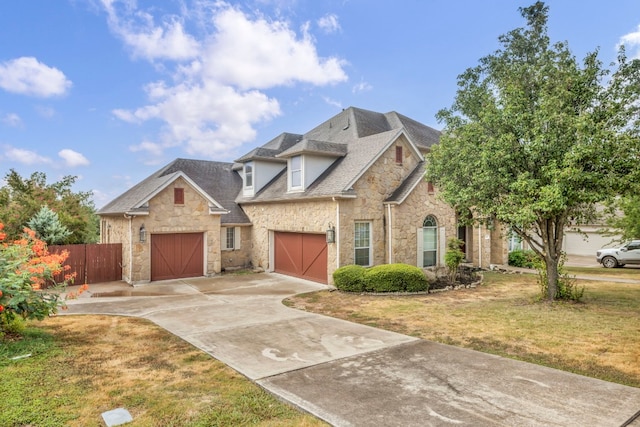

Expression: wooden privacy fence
xmin=49 ymin=243 xmax=122 ymax=284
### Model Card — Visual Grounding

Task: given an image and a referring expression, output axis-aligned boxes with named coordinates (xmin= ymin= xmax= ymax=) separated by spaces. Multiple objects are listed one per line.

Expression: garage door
xmin=151 ymin=233 xmax=204 ymax=281
xmin=274 ymin=232 xmax=328 ymax=283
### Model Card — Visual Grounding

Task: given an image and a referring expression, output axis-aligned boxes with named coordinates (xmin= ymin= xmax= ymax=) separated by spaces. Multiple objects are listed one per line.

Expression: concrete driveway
xmin=65 ymin=273 xmax=640 ymax=427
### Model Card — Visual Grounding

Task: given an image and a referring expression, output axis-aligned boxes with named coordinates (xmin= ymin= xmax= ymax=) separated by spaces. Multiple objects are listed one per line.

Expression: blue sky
xmin=1 ymin=0 xmax=639 ymax=208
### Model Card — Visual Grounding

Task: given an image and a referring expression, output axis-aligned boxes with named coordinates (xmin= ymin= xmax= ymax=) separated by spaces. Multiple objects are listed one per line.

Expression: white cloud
xmin=108 ymin=1 xmax=348 ymax=160
xmin=317 ymin=13 xmax=341 ymax=34
xmin=101 ymin=0 xmax=200 ymax=61
xmin=129 ymin=140 xmax=165 ymax=158
xmin=58 ymin=149 xmax=90 ymax=167
xmin=322 ymin=96 xmax=343 ymax=109
xmin=619 ymin=24 xmax=640 ymax=59
xmin=352 ymin=80 xmax=372 ymax=93
xmin=4 ymin=146 xmax=52 ymax=165
xmin=203 ymin=5 xmax=347 ymax=90
xmin=0 ymin=57 xmax=72 ymax=97
xmin=1 ymin=113 xmax=23 ymax=127
xmin=124 ymin=80 xmax=281 ymax=159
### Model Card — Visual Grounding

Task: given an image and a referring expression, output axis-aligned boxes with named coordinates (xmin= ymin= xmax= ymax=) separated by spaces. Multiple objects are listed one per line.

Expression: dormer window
xmin=289 ymin=155 xmax=303 ymax=190
xmin=244 ymin=161 xmax=253 ymax=188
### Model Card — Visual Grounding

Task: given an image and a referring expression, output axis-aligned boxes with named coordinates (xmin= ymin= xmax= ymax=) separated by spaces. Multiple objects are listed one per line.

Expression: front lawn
xmin=0 ymin=315 xmax=326 ymax=427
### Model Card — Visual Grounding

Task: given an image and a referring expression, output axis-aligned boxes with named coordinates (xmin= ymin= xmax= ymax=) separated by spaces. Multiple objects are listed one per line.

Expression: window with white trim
xmin=244 ymin=162 xmax=253 ymax=188
xmin=221 ymin=227 xmax=241 ymax=251
xmin=422 ymin=215 xmax=437 ymax=267
xmin=508 ymin=228 xmax=523 ymax=252
xmin=354 ymin=222 xmax=372 ymax=266
xmin=290 ymin=155 xmax=302 ymax=189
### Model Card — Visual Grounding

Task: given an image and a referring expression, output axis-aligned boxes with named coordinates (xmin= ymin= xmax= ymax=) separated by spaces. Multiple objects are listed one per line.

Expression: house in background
xmin=98 ymin=107 xmax=509 ymax=284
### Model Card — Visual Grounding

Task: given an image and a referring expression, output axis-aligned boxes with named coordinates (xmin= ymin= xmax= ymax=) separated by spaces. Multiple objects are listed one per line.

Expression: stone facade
xmin=242 ymin=199 xmax=337 ymax=273
xmin=241 ymin=137 xmax=463 ymax=283
xmin=100 ymin=215 xmax=136 ymax=282
xmin=101 ymin=177 xmax=227 ymax=284
xmin=390 ymin=182 xmax=458 ymax=267
xmin=336 ymin=137 xmax=421 ymax=268
xmin=220 ymin=225 xmax=252 ymax=270
xmin=99 ymin=115 xmax=512 ymax=285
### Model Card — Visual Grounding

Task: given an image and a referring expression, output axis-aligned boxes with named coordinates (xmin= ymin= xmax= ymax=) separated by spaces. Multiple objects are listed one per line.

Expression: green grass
xmin=0 ymin=316 xmax=326 ymax=427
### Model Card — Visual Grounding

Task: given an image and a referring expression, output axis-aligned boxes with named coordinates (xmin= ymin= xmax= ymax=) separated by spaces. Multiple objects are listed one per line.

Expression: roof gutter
xmin=125 ymin=211 xmax=149 ymax=216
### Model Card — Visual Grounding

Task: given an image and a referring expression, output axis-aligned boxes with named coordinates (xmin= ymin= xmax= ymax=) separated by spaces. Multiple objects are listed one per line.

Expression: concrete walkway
xmin=64 ymin=273 xmax=640 ymax=426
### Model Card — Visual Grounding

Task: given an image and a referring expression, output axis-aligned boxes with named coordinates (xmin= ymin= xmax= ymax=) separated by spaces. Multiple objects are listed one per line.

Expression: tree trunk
xmin=542 ymin=216 xmax=565 ymax=300
xmin=545 ymin=254 xmax=559 ymax=300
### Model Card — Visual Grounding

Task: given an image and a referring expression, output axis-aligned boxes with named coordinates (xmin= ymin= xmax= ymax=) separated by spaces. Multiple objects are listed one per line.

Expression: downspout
xmin=126 ymin=214 xmax=133 ymax=284
xmin=387 ymin=203 xmax=392 ymax=264
xmin=334 ymin=198 xmax=340 ymax=270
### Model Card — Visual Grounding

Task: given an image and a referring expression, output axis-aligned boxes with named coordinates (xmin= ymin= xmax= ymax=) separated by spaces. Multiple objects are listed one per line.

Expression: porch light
xmin=139 ymin=224 xmax=147 ymax=243
xmin=326 ymin=223 xmax=335 ymax=243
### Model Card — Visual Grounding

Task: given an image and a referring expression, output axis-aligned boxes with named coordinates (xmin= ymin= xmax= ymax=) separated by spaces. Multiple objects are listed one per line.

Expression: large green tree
xmin=0 ymin=170 xmax=99 ymax=244
xmin=426 ymin=2 xmax=640 ymax=300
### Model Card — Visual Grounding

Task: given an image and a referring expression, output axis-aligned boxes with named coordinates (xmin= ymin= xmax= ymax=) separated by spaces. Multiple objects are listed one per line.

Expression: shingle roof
xmin=234 ymin=132 xmax=302 ymax=162
xmin=99 ymin=159 xmax=250 ymax=224
xmin=385 ymin=161 xmax=427 ymax=204
xmin=235 ymin=106 xmax=440 ymax=203
xmin=102 ymin=107 xmax=441 ymax=219
xmin=277 ymin=139 xmax=348 ymax=158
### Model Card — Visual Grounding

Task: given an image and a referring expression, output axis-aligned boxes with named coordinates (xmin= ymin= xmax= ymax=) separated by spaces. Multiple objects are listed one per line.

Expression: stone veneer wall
xmin=390 ymin=182 xmax=457 ymax=267
xmin=100 ymin=177 xmax=224 ymax=284
xmin=100 ymin=215 xmax=131 ymax=282
xmin=139 ymin=177 xmax=222 ymax=282
xmin=241 ymin=137 xmax=508 ymax=281
xmin=221 ymin=225 xmax=252 ymax=270
xmin=241 ymin=199 xmax=337 ymax=275
xmin=338 ymin=138 xmax=421 ymax=267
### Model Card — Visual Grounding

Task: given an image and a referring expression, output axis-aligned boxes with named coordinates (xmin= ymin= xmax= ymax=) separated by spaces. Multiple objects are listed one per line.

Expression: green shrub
xmin=333 ymin=265 xmax=366 ymax=292
xmin=0 ymin=315 xmax=25 ymax=340
xmin=363 ymin=263 xmax=429 ymax=293
xmin=444 ymin=238 xmax=465 ymax=282
xmin=508 ymin=249 xmax=538 ymax=268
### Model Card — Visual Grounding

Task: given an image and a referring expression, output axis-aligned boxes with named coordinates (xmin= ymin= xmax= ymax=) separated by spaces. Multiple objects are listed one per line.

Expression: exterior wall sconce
xmin=326 ymin=223 xmax=336 ymax=243
xmin=139 ymin=224 xmax=147 ymax=243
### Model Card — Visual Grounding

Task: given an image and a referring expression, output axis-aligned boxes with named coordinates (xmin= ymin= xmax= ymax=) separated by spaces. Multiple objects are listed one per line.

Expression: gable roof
xmin=385 ymin=161 xmax=427 ymax=204
xmin=99 ymin=159 xmax=250 ymax=224
xmin=235 ymin=107 xmax=440 ymax=203
xmin=234 ymin=132 xmax=302 ymax=163
xmin=277 ymin=139 xmax=348 ymax=158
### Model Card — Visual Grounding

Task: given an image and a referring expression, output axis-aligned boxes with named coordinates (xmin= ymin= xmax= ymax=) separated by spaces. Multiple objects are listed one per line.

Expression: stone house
xmin=98 ymin=107 xmax=509 ymax=284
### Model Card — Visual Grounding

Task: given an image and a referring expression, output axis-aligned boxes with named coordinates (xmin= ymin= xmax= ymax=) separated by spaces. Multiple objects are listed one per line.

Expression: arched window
xmin=422 ymin=215 xmax=438 ymax=267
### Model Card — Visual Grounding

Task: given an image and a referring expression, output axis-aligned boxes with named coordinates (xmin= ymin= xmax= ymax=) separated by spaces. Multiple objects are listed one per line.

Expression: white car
xmin=596 ymin=240 xmax=640 ymax=268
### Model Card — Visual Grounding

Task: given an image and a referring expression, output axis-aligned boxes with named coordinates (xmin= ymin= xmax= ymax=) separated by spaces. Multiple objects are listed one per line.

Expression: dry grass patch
xmin=286 ymin=272 xmax=640 ymax=388
xmin=0 ymin=315 xmax=326 ymax=427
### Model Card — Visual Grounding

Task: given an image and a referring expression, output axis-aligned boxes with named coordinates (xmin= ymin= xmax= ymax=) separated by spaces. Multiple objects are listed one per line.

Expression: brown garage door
xmin=151 ymin=233 xmax=204 ymax=281
xmin=274 ymin=232 xmax=327 ymax=283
